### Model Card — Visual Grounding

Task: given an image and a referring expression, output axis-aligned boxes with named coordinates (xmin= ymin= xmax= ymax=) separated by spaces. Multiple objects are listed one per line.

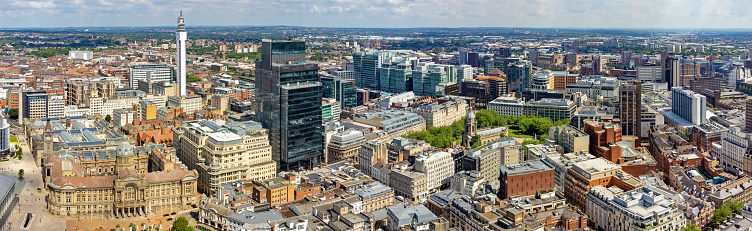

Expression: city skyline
xmin=4 ymin=0 xmax=752 ymax=29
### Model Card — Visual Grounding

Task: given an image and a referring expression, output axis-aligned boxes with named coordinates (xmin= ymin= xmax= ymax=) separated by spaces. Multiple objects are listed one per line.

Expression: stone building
xmin=46 ymin=142 xmax=198 ymax=218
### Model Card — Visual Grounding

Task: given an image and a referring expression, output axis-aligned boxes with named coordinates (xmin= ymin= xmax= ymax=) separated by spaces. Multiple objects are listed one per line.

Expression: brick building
xmin=499 ymin=160 xmax=555 ymax=199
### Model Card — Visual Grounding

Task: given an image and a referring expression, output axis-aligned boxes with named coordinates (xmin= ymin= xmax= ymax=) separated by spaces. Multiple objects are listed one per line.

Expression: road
xmin=3 ymin=131 xmax=65 ymax=231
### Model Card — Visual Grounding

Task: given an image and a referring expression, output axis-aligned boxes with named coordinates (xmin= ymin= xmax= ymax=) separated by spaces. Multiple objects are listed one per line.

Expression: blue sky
xmin=2 ymin=0 xmax=752 ymax=28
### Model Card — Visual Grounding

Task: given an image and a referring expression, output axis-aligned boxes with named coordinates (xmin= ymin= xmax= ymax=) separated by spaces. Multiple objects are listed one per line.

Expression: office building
xmin=379 ymin=59 xmax=414 ymax=93
xmin=176 ymin=11 xmax=187 ymax=96
xmin=460 ymin=78 xmax=490 ymax=109
xmin=129 ymin=64 xmax=172 ymax=89
xmin=167 ymin=95 xmax=202 ymax=115
xmin=112 ymin=108 xmax=136 ymax=127
xmin=564 ymin=158 xmax=643 ymax=209
xmin=355 ymin=182 xmax=394 ymax=213
xmin=506 ymin=61 xmax=533 ymax=93
xmin=671 ymin=87 xmax=706 ymax=125
xmin=542 ymin=152 xmax=596 ymax=192
xmin=0 ymin=119 xmax=8 ymax=156
xmin=619 ymin=81 xmax=641 ymax=137
xmin=717 ymin=131 xmax=749 ymax=175
xmin=209 ymin=94 xmax=229 ymax=115
xmin=548 ymin=125 xmax=589 ymax=154
xmin=350 ymin=110 xmax=426 ymax=142
xmin=457 ymin=64 xmax=473 ymax=82
xmin=138 ymin=101 xmax=157 ymax=120
xmin=413 ymin=66 xmax=450 ymax=97
xmin=321 ymin=98 xmax=341 ymax=120
xmin=415 ymin=151 xmax=455 ymax=193
xmin=326 ymin=130 xmax=365 ymax=165
xmin=476 ymin=69 xmax=508 ymax=99
xmin=256 ymin=39 xmax=324 ymax=171
xmin=410 ymin=98 xmax=468 ymax=128
xmin=499 ymin=160 xmax=555 ymax=199
xmin=587 ymin=186 xmax=686 ymax=231
xmin=637 ymin=64 xmax=661 ymax=82
xmin=67 ymin=82 xmax=90 ymax=106
xmin=662 ymin=52 xmax=680 ymax=88
xmin=173 ymin=120 xmax=277 ymax=194
xmin=386 ymin=203 xmax=439 ymax=231
xmin=69 ymin=50 xmax=94 ymax=60
xmin=21 ymin=91 xmax=64 ymax=120
xmin=531 ymin=70 xmax=554 ymax=90
xmin=353 ymin=51 xmax=394 ymax=90
xmin=320 ymin=75 xmax=357 ymax=109
xmin=488 ymin=96 xmax=524 ymax=117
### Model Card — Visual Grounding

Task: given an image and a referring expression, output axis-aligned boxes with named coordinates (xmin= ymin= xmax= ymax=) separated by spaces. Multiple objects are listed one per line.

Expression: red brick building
xmin=499 ymin=160 xmax=555 ymax=199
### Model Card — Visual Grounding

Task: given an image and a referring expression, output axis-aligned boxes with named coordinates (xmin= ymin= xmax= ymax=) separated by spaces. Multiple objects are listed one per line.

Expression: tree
xmin=172 ymin=216 xmax=195 ymax=231
xmin=104 ymin=115 xmax=112 ymax=122
xmin=7 ymin=108 xmax=17 ymax=119
xmin=471 ymin=135 xmax=482 ymax=149
xmin=681 ymin=224 xmax=700 ymax=231
xmin=17 ymin=169 xmax=23 ymax=180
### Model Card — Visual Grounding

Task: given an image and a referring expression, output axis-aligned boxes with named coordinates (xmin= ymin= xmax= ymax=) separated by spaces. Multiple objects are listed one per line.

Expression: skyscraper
xmin=619 ymin=81 xmax=641 ymax=138
xmin=671 ymin=87 xmax=706 ymax=125
xmin=353 ymin=51 xmax=394 ymax=90
xmin=256 ymin=39 xmax=324 ymax=171
xmin=176 ymin=11 xmax=187 ymax=96
xmin=320 ymin=75 xmax=357 ymax=109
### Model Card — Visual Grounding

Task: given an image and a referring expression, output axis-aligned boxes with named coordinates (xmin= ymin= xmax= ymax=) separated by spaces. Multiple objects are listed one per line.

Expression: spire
xmin=44 ymin=119 xmax=52 ymax=132
xmin=177 ymin=10 xmax=185 ymax=32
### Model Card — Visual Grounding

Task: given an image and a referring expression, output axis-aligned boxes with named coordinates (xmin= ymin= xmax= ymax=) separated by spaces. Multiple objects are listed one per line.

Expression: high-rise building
xmin=661 ymin=51 xmax=680 ymax=88
xmin=506 ymin=61 xmax=533 ymax=93
xmin=129 ymin=64 xmax=172 ymax=89
xmin=379 ymin=60 xmax=413 ymax=93
xmin=456 ymin=64 xmax=473 ymax=83
xmin=256 ymin=39 xmax=324 ymax=171
xmin=619 ymin=81 xmax=642 ymax=137
xmin=671 ymin=87 xmax=706 ymax=125
xmin=176 ymin=11 xmax=187 ymax=96
xmin=320 ymin=75 xmax=357 ymax=109
xmin=67 ymin=82 xmax=90 ymax=106
xmin=353 ymin=51 xmax=394 ymax=90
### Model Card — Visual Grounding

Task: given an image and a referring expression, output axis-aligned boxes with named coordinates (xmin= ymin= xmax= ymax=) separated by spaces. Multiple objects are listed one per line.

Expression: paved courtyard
xmin=2 ymin=133 xmax=66 ymax=231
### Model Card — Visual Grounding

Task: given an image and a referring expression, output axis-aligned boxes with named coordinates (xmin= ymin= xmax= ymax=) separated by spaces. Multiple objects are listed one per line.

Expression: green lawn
xmin=509 ymin=128 xmax=535 ymax=138
xmin=9 ymin=135 xmax=16 ymax=143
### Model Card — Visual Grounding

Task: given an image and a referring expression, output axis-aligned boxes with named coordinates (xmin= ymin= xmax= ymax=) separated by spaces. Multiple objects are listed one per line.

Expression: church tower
xmin=43 ymin=119 xmax=53 ymax=157
xmin=462 ymin=109 xmax=477 ymax=148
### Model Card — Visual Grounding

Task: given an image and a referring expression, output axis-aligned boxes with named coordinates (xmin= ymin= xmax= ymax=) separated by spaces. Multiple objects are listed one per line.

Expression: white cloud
xmin=1 ymin=0 xmax=752 ymax=28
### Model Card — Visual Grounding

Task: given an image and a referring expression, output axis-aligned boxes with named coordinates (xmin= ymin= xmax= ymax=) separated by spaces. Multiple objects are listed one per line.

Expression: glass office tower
xmin=256 ymin=39 xmax=324 ymax=171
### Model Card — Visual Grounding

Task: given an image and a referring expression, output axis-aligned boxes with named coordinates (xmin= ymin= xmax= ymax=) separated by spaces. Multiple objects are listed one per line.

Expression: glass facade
xmin=256 ymin=40 xmax=324 ymax=171
xmin=321 ymin=75 xmax=357 ymax=109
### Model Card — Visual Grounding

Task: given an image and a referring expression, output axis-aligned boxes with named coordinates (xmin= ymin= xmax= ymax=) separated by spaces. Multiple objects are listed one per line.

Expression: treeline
xmin=28 ymin=47 xmax=71 ymax=58
xmin=406 ymin=109 xmax=570 ymax=149
xmin=226 ymin=52 xmax=261 ymax=60
xmin=474 ymin=109 xmax=569 ymax=136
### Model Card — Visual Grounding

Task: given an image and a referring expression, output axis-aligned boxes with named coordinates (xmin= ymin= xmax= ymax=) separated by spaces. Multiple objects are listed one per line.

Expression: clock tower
xmin=43 ymin=119 xmax=53 ymax=158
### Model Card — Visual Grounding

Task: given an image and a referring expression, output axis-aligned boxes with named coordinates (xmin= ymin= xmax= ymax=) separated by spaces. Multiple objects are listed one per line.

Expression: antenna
xmin=180 ymin=10 xmax=183 ymax=17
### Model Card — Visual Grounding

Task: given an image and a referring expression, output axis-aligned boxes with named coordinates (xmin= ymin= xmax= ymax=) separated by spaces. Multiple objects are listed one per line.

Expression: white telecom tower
xmin=176 ymin=10 xmax=187 ymax=96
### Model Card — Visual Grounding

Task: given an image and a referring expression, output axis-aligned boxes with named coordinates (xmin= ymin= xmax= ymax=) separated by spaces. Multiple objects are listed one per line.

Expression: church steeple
xmin=463 ymin=109 xmax=477 ymax=149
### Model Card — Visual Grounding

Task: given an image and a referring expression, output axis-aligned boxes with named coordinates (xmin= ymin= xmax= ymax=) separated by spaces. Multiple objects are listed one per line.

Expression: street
xmin=3 ymin=131 xmax=66 ymax=231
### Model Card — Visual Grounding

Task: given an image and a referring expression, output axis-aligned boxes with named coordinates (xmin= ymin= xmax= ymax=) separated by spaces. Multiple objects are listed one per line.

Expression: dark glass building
xmin=320 ymin=75 xmax=357 ymax=109
xmin=256 ymin=39 xmax=324 ymax=171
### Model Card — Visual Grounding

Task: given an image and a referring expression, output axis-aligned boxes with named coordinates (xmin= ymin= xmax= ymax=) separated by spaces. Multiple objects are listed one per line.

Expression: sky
xmin=2 ymin=0 xmax=752 ymax=28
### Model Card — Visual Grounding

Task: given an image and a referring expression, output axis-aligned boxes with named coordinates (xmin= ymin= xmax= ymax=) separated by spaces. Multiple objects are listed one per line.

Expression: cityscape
xmin=4 ymin=2 xmax=752 ymax=231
